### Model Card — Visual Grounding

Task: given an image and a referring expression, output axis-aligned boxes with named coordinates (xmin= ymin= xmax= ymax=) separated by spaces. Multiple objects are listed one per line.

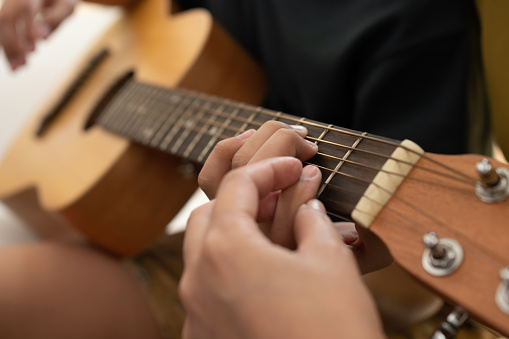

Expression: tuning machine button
xmin=422 ymin=232 xmax=463 ymax=276
xmin=431 ymin=306 xmax=469 ymax=339
xmin=475 ymin=159 xmax=509 ymax=203
xmin=496 ymin=266 xmax=509 ymax=315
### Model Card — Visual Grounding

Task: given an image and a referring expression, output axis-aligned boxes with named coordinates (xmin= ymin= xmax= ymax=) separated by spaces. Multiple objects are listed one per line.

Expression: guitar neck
xmin=97 ymin=77 xmax=406 ymax=221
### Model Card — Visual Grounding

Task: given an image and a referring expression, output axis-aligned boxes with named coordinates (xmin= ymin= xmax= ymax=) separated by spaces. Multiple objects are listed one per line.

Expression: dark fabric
xmin=176 ymin=0 xmax=472 ymax=154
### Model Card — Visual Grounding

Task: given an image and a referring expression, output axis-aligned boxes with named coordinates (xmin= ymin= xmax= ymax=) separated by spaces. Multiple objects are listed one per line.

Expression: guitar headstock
xmin=368 ymin=153 xmax=509 ymax=336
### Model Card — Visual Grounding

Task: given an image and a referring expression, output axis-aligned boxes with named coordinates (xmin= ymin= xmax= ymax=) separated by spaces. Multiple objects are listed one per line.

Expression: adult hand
xmin=180 ymin=157 xmax=385 ymax=339
xmin=0 ymin=0 xmax=78 ymax=70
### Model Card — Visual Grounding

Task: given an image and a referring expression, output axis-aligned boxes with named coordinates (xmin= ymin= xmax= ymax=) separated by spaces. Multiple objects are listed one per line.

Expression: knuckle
xmin=263 ymin=120 xmax=289 ymax=131
xmin=274 ymin=127 xmax=300 ymax=143
xmin=178 ymin=275 xmax=199 ymax=311
xmin=202 ymin=229 xmax=226 ymax=259
xmin=197 ymin=171 xmax=212 ymax=193
xmin=211 ymin=138 xmax=234 ymax=159
xmin=231 ymin=148 xmax=250 ymax=168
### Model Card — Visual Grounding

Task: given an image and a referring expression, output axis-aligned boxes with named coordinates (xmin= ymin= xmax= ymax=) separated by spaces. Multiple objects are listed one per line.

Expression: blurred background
xmin=0 ymin=2 xmax=122 ymax=246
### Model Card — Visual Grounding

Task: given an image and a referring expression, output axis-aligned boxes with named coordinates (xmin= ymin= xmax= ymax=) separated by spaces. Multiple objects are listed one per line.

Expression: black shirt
xmin=176 ymin=0 xmax=471 ymax=154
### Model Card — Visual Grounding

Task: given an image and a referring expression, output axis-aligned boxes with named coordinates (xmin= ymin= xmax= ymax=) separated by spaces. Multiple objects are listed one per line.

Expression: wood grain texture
xmin=370 ymin=153 xmax=509 ymax=336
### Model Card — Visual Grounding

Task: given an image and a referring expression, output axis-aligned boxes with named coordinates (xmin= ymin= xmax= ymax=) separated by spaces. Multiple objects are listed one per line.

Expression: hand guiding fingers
xmin=211 ymin=157 xmax=304 ymax=236
xmin=182 ymin=155 xmax=384 ymax=339
xmin=186 ymin=157 xmax=334 ymax=262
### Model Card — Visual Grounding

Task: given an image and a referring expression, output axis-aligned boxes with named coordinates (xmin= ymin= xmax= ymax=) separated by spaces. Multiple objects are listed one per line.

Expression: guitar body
xmin=0 ymin=0 xmax=266 ymax=255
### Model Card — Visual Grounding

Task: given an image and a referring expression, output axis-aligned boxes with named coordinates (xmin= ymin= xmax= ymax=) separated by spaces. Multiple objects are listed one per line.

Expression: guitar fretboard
xmin=97 ymin=79 xmax=401 ymax=220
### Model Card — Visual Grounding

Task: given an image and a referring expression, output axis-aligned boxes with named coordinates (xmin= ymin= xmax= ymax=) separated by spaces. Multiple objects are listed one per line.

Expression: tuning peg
xmin=423 ymin=232 xmax=446 ymax=259
xmin=477 ymin=159 xmax=500 ymax=186
xmin=496 ymin=266 xmax=509 ymax=315
xmin=475 ymin=159 xmax=509 ymax=203
xmin=431 ymin=306 xmax=469 ymax=339
xmin=422 ymin=232 xmax=463 ymax=276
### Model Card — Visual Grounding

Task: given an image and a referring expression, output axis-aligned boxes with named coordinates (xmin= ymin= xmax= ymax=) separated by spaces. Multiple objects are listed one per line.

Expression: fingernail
xmin=236 ymin=129 xmax=255 ymax=140
xmin=290 ymin=125 xmax=307 ymax=135
xmin=306 ymin=199 xmax=325 ymax=212
xmin=341 ymin=230 xmax=359 ymax=246
xmin=304 ymin=138 xmax=318 ymax=150
xmin=300 ymin=165 xmax=319 ymax=180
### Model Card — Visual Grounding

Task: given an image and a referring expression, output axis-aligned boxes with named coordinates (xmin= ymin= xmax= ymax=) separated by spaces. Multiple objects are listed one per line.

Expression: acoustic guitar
xmin=0 ymin=0 xmax=508 ymax=336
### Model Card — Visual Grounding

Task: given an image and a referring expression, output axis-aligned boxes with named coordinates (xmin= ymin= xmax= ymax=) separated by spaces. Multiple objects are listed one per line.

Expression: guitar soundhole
xmin=38 ymin=49 xmax=110 ymax=137
xmin=84 ymin=71 xmax=135 ymax=131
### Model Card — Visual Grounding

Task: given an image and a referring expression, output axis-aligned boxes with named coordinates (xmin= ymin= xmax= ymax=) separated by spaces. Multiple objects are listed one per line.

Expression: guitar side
xmin=0 ymin=0 xmax=266 ymax=255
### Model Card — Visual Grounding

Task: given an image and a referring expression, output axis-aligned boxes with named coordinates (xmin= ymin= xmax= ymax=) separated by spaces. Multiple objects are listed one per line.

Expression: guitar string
xmin=303 ymin=166 xmax=488 ymax=265
xmin=107 ymin=92 xmax=476 ymax=188
xmin=113 ymin=81 xmax=477 ymax=185
xmin=176 ymin=87 xmax=476 ymax=185
xmin=170 ymin=86 xmax=477 ymax=182
xmin=165 ymin=116 xmax=476 ymax=191
xmin=123 ymin=109 xmax=475 ymax=188
xmin=102 ymin=83 xmax=506 ymax=269
xmin=113 ymin=81 xmax=475 ymax=185
xmin=171 ymin=100 xmax=508 ymax=267
xmin=317 ymin=164 xmax=506 ymax=269
xmin=387 ymin=190 xmax=508 ymax=267
xmin=313 ymin=150 xmax=475 ymax=187
xmin=100 ymin=82 xmax=477 ymax=188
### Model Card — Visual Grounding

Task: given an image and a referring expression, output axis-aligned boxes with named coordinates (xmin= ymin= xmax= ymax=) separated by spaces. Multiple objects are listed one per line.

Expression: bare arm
xmin=0 ymin=0 xmax=139 ymax=70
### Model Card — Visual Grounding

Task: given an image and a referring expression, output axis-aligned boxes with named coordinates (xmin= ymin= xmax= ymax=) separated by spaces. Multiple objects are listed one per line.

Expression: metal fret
xmin=110 ymin=81 xmax=141 ymax=133
xmin=149 ymin=94 xmax=193 ymax=148
xmin=317 ymin=132 xmax=368 ymax=197
xmin=193 ymin=103 xmax=222 ymax=163
xmin=99 ymin=81 xmax=138 ymax=131
xmin=188 ymin=101 xmax=240 ymax=160
xmin=273 ymin=111 xmax=282 ymax=121
xmin=132 ymin=86 xmax=174 ymax=142
xmin=160 ymin=95 xmax=207 ymax=151
xmin=171 ymin=98 xmax=212 ymax=154
xmin=117 ymin=82 xmax=154 ymax=137
xmin=237 ymin=106 xmax=261 ymax=133
xmin=296 ymin=117 xmax=307 ymax=126
xmin=314 ymin=124 xmax=333 ymax=146
xmin=177 ymin=99 xmax=217 ymax=157
xmin=140 ymin=90 xmax=183 ymax=143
